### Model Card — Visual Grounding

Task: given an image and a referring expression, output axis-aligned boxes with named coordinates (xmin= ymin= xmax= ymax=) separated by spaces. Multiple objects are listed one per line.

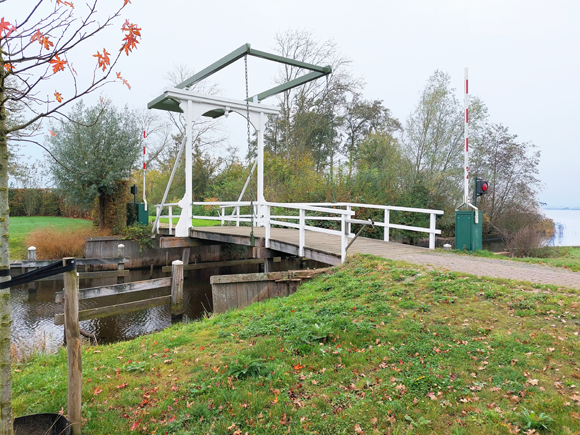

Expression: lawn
xmin=9 ymin=216 xmax=93 ymax=260
xmin=12 ymin=254 xmax=580 ymax=434
xmin=149 ymin=215 xmax=221 ymax=227
xmin=458 ymin=247 xmax=580 ymax=272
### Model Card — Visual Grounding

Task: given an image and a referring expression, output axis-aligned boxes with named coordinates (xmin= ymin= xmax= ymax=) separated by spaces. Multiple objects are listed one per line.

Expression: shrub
xmin=504 ymin=225 xmax=548 ymax=258
xmin=25 ymin=226 xmax=106 ymax=259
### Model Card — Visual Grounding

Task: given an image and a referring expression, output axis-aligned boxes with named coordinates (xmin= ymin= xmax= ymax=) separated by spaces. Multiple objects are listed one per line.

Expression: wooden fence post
xmin=63 ymin=257 xmax=82 ymax=435
xmin=117 ymin=244 xmax=125 ymax=284
xmin=171 ymin=260 xmax=184 ymax=320
xmin=27 ymin=246 xmax=37 ymax=293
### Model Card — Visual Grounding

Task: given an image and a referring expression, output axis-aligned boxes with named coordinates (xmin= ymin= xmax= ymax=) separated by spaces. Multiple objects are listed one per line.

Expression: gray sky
xmin=11 ymin=0 xmax=580 ymax=208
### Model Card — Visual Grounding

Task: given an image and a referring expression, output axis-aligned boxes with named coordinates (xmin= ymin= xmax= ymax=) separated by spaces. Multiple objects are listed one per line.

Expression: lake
xmin=543 ymin=209 xmax=580 ymax=247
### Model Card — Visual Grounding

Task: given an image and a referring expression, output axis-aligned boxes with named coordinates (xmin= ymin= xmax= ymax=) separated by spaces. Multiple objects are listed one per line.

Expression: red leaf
xmin=54 ymin=91 xmax=63 ymax=103
xmin=49 ymin=55 xmax=67 ymax=73
xmin=130 ymin=419 xmax=141 ymax=431
xmin=49 ymin=130 xmax=56 ymax=137
xmin=0 ymin=18 xmax=13 ymax=38
xmin=93 ymin=387 xmax=103 ymax=396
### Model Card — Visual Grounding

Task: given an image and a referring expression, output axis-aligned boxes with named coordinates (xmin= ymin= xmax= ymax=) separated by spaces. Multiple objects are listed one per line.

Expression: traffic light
xmin=475 ymin=178 xmax=489 ymax=197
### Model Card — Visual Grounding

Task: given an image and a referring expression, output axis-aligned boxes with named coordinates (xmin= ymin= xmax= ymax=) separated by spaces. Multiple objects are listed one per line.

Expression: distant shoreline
xmin=543 ymin=208 xmax=580 ymax=211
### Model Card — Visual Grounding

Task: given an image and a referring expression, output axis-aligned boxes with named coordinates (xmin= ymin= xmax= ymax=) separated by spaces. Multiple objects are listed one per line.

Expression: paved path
xmin=190 ymin=227 xmax=580 ymax=290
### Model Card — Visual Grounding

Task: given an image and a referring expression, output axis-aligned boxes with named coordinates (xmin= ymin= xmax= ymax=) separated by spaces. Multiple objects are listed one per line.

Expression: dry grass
xmin=10 ymin=331 xmax=54 ymax=363
xmin=25 ymin=226 xmax=110 ymax=259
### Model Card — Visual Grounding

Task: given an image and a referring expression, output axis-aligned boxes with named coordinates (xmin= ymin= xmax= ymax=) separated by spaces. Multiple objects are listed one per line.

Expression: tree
xmin=471 ymin=123 xmax=543 ymax=232
xmin=0 ymin=2 xmax=140 ymax=431
xmin=340 ymin=93 xmax=401 ymax=178
xmin=48 ymin=99 xmax=141 ymax=229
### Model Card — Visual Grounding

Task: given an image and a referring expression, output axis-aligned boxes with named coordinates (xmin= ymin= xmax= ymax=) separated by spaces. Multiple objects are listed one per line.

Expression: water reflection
xmin=11 ymin=263 xmax=262 ymax=353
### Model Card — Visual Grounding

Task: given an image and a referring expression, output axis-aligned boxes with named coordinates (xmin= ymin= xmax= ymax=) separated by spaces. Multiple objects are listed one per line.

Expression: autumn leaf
xmin=54 ymin=91 xmax=63 ymax=103
xmin=93 ymin=387 xmax=103 ymax=395
xmin=120 ymin=20 xmax=141 ymax=55
xmin=31 ymin=29 xmax=54 ymax=50
xmin=130 ymin=419 xmax=141 ymax=431
xmin=0 ymin=18 xmax=15 ymax=38
xmin=124 ymin=0 xmax=131 ymax=5
xmin=49 ymin=54 xmax=67 ymax=73
xmin=4 ymin=63 xmax=14 ymax=71
xmin=93 ymin=49 xmax=110 ymax=72
xmin=294 ymin=363 xmax=305 ymax=370
xmin=56 ymin=0 xmax=74 ymax=8
xmin=49 ymin=130 xmax=56 ymax=137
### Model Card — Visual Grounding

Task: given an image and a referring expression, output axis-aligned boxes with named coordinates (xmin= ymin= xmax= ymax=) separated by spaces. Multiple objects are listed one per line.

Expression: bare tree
xmin=0 ymin=1 xmax=141 ymax=431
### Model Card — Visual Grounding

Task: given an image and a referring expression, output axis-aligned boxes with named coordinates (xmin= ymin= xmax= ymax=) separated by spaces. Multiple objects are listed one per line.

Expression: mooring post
xmin=171 ymin=260 xmax=184 ymax=320
xmin=63 ymin=257 xmax=82 ymax=435
xmin=117 ymin=244 xmax=125 ymax=284
xmin=27 ymin=246 xmax=37 ymax=293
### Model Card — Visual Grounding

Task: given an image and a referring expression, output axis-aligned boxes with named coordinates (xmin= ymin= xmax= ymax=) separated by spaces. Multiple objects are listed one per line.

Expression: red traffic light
xmin=476 ymin=178 xmax=489 ymax=196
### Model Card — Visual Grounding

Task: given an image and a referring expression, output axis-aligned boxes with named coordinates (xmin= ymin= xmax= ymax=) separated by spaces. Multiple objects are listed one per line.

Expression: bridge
xmin=153 ymin=201 xmax=443 ymax=265
xmin=147 ymin=44 xmax=445 ymax=264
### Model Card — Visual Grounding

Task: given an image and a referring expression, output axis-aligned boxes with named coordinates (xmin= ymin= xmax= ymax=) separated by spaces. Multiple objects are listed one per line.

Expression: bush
xmin=25 ymin=227 xmax=106 ymax=259
xmin=504 ymin=225 xmax=548 ymax=258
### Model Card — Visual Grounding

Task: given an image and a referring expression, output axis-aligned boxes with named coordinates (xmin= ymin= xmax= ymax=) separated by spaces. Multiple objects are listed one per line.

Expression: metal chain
xmin=245 ymin=54 xmax=255 ymax=246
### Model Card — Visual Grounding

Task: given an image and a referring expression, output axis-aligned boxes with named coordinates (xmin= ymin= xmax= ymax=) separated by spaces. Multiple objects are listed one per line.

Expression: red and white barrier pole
xmin=464 ymin=67 xmax=469 ymax=204
xmin=143 ymin=130 xmax=148 ymax=211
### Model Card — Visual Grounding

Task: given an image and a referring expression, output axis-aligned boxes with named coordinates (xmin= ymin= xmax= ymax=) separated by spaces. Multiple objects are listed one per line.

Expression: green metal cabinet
xmin=137 ymin=203 xmax=149 ymax=225
xmin=455 ymin=210 xmax=482 ymax=251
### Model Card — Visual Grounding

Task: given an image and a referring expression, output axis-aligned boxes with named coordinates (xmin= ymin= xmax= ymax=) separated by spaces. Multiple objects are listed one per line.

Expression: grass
xmin=12 ymin=254 xmax=580 ymax=434
xmin=10 ymin=216 xmax=93 ymax=260
xmin=148 ymin=216 xmax=220 ymax=227
xmin=454 ymin=247 xmax=580 ymax=272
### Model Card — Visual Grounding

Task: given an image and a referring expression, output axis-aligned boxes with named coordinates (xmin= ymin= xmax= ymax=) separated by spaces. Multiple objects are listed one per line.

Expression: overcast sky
xmin=11 ymin=0 xmax=580 ymax=208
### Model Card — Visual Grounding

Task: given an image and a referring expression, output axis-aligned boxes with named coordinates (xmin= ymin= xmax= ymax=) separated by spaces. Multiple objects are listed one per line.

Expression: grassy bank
xmin=10 ymin=216 xmax=93 ymax=260
xmin=149 ymin=216 xmax=220 ymax=227
xmin=13 ymin=254 xmax=580 ymax=434
xmin=460 ymin=248 xmax=580 ymax=272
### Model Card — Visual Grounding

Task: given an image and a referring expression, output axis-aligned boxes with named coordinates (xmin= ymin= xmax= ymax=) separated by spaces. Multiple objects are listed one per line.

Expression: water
xmin=543 ymin=209 xmax=580 ymax=247
xmin=10 ymin=263 xmax=261 ymax=354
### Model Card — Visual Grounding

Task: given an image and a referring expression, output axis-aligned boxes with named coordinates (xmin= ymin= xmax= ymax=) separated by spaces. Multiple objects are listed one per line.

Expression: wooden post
xmin=171 ymin=260 xmax=184 ymax=320
xmin=117 ymin=244 xmax=125 ymax=284
xmin=27 ymin=246 xmax=37 ymax=293
xmin=63 ymin=257 xmax=82 ymax=435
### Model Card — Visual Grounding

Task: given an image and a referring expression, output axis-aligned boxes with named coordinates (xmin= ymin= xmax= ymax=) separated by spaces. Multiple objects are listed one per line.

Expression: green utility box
xmin=127 ymin=203 xmax=150 ymax=226
xmin=455 ymin=210 xmax=482 ymax=251
xmin=137 ymin=203 xmax=149 ymax=225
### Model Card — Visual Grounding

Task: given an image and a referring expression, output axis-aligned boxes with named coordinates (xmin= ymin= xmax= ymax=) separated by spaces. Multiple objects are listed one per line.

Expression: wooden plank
xmin=38 ymin=269 xmax=130 ymax=282
xmin=55 ymin=277 xmax=172 ymax=302
xmin=11 ymin=257 xmax=129 ymax=268
xmin=55 ymin=296 xmax=170 ymax=325
xmin=161 ymin=258 xmax=264 ymax=273
xmin=159 ymin=237 xmax=203 ymax=248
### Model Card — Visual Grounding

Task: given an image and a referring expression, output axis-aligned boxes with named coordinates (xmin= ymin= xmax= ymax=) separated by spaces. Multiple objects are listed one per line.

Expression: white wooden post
xmin=27 ymin=246 xmax=37 ymax=292
xmin=63 ymin=258 xmax=82 ymax=435
xmin=168 ymin=206 xmax=173 ymax=235
xmin=346 ymin=205 xmax=352 ymax=236
xmin=220 ymin=208 xmax=224 ymax=226
xmin=265 ymin=204 xmax=271 ymax=248
xmin=236 ymin=206 xmax=240 ymax=227
xmin=384 ymin=209 xmax=390 ymax=242
xmin=299 ymin=208 xmax=305 ymax=257
xmin=171 ymin=260 xmax=184 ymax=320
xmin=154 ymin=205 xmax=161 ymax=234
xmin=429 ymin=213 xmax=436 ymax=250
xmin=340 ymin=214 xmax=347 ymax=264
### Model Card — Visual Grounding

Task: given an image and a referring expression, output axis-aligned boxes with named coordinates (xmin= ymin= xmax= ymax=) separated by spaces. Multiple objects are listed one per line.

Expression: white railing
xmin=153 ymin=201 xmax=444 ymax=263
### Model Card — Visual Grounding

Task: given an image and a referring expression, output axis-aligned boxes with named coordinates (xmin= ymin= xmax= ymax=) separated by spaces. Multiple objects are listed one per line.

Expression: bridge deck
xmin=188 ymin=226 xmax=580 ymax=290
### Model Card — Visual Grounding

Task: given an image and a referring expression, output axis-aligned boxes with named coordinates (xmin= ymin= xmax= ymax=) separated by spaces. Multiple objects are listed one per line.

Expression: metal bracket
xmin=345 ymin=219 xmax=375 ymax=252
